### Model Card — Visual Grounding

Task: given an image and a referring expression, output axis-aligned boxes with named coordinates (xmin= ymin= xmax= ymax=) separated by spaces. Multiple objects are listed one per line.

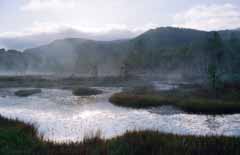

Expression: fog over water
xmin=0 ymin=85 xmax=240 ymax=143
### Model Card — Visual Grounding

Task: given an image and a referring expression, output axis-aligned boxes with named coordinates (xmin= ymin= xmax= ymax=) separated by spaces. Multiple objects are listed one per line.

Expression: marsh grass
xmin=73 ymin=87 xmax=103 ymax=96
xmin=14 ymin=89 xmax=42 ymax=97
xmin=1 ymin=115 xmax=240 ymax=155
xmin=109 ymin=84 xmax=240 ymax=114
xmin=176 ymin=98 xmax=240 ymax=114
xmin=109 ymin=93 xmax=177 ymax=108
xmin=0 ymin=116 xmax=44 ymax=154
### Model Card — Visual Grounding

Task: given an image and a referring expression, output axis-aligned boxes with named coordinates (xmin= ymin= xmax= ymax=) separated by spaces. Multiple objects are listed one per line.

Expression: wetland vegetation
xmin=1 ymin=115 xmax=240 ymax=155
xmin=110 ymin=84 xmax=240 ymax=114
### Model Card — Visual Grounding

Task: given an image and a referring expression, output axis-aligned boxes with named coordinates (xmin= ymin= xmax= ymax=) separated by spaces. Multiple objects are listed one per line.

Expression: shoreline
xmin=1 ymin=115 xmax=240 ymax=155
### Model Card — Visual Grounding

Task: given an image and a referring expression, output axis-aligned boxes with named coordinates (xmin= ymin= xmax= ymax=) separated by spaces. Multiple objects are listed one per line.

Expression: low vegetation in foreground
xmin=109 ymin=84 xmax=240 ymax=114
xmin=1 ymin=116 xmax=240 ymax=155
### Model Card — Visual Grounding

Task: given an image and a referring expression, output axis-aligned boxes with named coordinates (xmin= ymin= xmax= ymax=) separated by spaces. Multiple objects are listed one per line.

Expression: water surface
xmin=0 ymin=86 xmax=240 ymax=142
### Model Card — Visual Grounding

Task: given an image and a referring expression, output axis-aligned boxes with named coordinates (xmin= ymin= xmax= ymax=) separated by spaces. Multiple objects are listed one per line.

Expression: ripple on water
xmin=0 ymin=87 xmax=240 ymax=143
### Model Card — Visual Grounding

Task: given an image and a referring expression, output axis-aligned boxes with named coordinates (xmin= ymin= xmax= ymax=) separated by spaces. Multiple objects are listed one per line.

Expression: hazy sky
xmin=1 ymin=0 xmax=240 ymax=37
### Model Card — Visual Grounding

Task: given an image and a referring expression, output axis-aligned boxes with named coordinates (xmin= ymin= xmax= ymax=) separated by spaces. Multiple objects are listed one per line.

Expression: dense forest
xmin=0 ymin=27 xmax=240 ymax=82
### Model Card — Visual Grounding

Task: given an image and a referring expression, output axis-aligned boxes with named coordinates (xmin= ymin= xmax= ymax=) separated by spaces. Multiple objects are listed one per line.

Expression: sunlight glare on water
xmin=0 ymin=86 xmax=240 ymax=143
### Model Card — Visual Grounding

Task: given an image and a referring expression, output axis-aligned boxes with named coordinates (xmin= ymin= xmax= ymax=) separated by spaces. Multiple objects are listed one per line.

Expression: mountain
xmin=126 ymin=27 xmax=240 ymax=77
xmin=132 ymin=27 xmax=207 ymax=49
xmin=22 ymin=38 xmax=130 ymax=76
xmin=0 ymin=27 xmax=240 ymax=81
xmin=0 ymin=28 xmax=140 ymax=50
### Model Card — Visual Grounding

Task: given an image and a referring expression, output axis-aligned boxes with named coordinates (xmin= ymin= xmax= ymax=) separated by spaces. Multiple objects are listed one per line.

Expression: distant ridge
xmin=0 ymin=26 xmax=240 ymax=79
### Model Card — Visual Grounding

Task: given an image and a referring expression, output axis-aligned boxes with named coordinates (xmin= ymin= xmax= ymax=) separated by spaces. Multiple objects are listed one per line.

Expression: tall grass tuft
xmin=1 ymin=115 xmax=240 ymax=155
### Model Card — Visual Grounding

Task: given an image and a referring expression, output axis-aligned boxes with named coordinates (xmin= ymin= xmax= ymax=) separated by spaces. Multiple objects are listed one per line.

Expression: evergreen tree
xmin=207 ymin=32 xmax=224 ymax=91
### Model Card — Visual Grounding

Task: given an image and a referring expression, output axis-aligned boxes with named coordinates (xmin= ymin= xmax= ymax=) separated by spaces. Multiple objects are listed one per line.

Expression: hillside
xmin=23 ymin=38 xmax=130 ymax=76
xmin=0 ymin=27 xmax=240 ymax=81
xmin=129 ymin=27 xmax=240 ymax=80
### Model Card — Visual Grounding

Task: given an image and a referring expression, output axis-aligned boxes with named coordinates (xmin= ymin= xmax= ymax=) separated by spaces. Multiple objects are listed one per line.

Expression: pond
xmin=0 ymin=85 xmax=240 ymax=143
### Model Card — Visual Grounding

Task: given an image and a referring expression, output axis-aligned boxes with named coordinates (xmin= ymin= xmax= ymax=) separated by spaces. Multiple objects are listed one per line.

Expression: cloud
xmin=0 ymin=28 xmax=135 ymax=50
xmin=0 ymin=21 xmax=159 ymax=50
xmin=173 ymin=3 xmax=240 ymax=31
xmin=21 ymin=0 xmax=76 ymax=11
xmin=0 ymin=20 xmax=158 ymax=38
xmin=19 ymin=0 xmax=159 ymax=35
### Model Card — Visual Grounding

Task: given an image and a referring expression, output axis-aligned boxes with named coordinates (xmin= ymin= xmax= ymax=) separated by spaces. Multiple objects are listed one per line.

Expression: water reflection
xmin=205 ymin=116 xmax=221 ymax=132
xmin=0 ymin=87 xmax=240 ymax=143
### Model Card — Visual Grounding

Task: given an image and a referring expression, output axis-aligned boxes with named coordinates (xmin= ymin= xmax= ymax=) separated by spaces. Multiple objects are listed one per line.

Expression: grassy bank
xmin=1 ymin=116 xmax=240 ymax=155
xmin=109 ymin=85 xmax=240 ymax=114
xmin=0 ymin=116 xmax=43 ymax=154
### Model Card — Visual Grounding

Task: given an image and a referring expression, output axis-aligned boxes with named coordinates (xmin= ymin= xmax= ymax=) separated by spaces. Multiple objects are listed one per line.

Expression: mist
xmin=0 ymin=26 xmax=240 ymax=83
xmin=0 ymin=28 xmax=141 ymax=50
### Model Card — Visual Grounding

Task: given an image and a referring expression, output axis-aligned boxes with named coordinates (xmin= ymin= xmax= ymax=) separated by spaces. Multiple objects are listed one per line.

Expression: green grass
xmin=109 ymin=85 xmax=240 ymax=114
xmin=0 ymin=116 xmax=44 ymax=154
xmin=1 ymin=115 xmax=240 ymax=155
